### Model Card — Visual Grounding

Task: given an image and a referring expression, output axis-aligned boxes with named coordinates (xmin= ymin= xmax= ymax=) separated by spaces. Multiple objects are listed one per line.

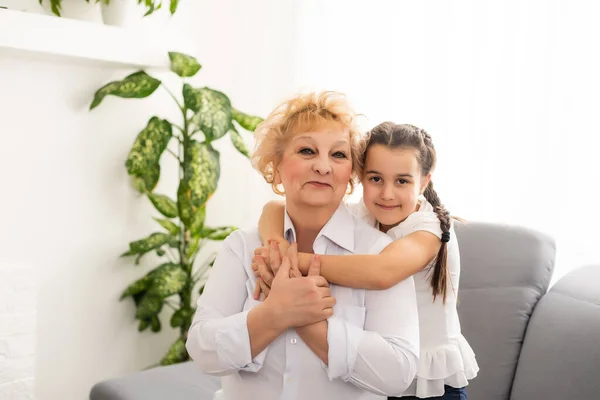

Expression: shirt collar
xmin=284 ymin=202 xmax=355 ymax=252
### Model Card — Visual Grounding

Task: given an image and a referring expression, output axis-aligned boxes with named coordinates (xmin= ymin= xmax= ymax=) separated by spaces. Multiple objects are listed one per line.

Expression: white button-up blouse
xmin=186 ymin=203 xmax=420 ymax=400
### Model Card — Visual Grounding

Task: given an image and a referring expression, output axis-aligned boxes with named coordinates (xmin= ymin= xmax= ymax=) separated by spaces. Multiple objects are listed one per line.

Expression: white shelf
xmin=0 ymin=8 xmax=186 ymax=69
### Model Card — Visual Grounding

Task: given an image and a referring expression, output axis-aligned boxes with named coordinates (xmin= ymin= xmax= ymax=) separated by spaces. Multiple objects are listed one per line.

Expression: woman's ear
xmin=273 ymin=166 xmax=282 ymax=185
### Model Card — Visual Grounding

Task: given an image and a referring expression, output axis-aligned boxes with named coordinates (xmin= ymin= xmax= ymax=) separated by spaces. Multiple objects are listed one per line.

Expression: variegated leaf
xmin=232 ymin=108 xmax=263 ymax=132
xmin=146 ymin=263 xmax=188 ymax=298
xmin=129 ymin=232 xmax=173 ymax=254
xmin=189 ymin=87 xmax=232 ymax=141
xmin=182 ymin=84 xmax=199 ymax=112
xmin=119 ymin=275 xmax=152 ymax=300
xmin=150 ymin=316 xmax=161 ymax=332
xmin=153 ymin=218 xmax=179 ymax=235
xmin=39 ymin=0 xmax=61 ymax=16
xmin=206 ymin=226 xmax=238 ymax=241
xmin=125 ymin=117 xmax=172 ymax=193
xmin=135 ymin=294 xmax=163 ymax=319
xmin=160 ymin=338 xmax=188 ymax=366
xmin=186 ymin=236 xmax=201 ymax=261
xmin=168 ymin=52 xmax=201 ymax=78
xmin=90 ymin=71 xmax=161 ymax=110
xmin=148 ymin=193 xmax=178 ymax=218
xmin=176 ymin=180 xmax=194 ymax=228
xmin=184 ymin=141 xmax=220 ymax=207
xmin=138 ymin=319 xmax=150 ymax=332
xmin=170 ymin=307 xmax=193 ymax=328
xmin=189 ymin=205 xmax=207 ymax=237
xmin=169 ymin=0 xmax=179 ymax=14
xmin=228 ymin=126 xmax=250 ymax=158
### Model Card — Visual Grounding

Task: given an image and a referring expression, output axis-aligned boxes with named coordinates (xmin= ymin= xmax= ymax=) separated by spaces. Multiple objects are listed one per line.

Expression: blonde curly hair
xmin=251 ymin=91 xmax=364 ymax=195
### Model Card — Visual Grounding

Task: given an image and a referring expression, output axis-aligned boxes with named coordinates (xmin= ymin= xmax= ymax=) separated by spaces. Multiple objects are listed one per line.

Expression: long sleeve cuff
xmin=324 ymin=306 xmax=366 ymax=381
xmin=213 ymin=299 xmax=267 ymax=372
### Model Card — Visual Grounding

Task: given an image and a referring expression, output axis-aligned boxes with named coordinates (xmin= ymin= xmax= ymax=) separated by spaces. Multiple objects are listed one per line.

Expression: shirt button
xmin=290 ymin=338 xmax=297 ymax=345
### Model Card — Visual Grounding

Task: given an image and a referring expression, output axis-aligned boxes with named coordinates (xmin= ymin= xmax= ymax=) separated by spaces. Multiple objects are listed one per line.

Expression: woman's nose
xmin=312 ymin=155 xmax=332 ymax=175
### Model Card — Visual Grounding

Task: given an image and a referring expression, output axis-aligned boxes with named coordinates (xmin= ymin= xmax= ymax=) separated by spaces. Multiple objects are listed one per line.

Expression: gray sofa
xmin=90 ymin=222 xmax=600 ymax=400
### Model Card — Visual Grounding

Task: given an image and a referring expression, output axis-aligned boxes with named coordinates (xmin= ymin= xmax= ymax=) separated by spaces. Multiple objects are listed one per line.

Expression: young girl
xmin=253 ymin=122 xmax=478 ymax=399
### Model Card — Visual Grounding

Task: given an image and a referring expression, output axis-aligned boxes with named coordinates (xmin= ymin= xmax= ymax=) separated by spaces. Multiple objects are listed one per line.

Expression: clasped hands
xmin=251 ymin=239 xmax=336 ymax=328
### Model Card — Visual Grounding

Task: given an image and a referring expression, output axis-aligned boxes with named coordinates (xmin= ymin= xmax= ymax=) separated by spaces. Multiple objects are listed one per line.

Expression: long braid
xmin=423 ymin=181 xmax=451 ymax=302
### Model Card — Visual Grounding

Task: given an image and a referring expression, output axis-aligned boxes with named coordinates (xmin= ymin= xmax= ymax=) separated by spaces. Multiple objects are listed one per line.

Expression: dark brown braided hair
xmin=362 ymin=122 xmax=452 ymax=303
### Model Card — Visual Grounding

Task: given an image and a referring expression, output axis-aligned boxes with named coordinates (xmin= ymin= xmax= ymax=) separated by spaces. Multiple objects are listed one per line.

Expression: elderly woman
xmin=186 ymin=92 xmax=419 ymax=400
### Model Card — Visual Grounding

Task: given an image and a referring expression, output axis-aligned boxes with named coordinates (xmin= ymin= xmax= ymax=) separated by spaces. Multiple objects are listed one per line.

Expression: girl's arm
xmin=296 ymin=231 xmax=441 ymax=289
xmin=258 ymin=200 xmax=287 ymax=248
xmin=256 ymin=201 xmax=440 ymax=290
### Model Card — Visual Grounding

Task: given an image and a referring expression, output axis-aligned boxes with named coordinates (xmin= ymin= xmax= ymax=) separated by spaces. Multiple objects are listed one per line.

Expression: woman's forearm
xmin=296 ymin=321 xmax=329 ymax=364
xmin=247 ymin=303 xmax=286 ymax=358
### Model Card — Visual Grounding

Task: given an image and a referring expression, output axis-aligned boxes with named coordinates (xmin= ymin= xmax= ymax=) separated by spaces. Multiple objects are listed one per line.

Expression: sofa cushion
xmin=454 ymin=222 xmax=555 ymax=400
xmin=510 ymin=264 xmax=600 ymax=400
xmin=89 ymin=362 xmax=220 ymax=400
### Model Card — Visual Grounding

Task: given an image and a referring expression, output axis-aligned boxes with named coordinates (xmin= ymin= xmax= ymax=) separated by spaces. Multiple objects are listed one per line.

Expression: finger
xmin=273 ymin=255 xmax=291 ymax=282
xmin=288 ymin=242 xmax=302 ymax=278
xmin=270 ymin=241 xmax=282 ymax=276
xmin=307 ymin=254 xmax=321 ymax=276
xmin=255 ymin=255 xmax=274 ymax=284
xmin=253 ymin=278 xmax=262 ymax=300
xmin=254 ymin=246 xmax=269 ymax=258
xmin=322 ymin=307 xmax=334 ymax=319
xmin=252 ymin=263 xmax=260 ymax=278
xmin=309 ymin=275 xmax=330 ymax=288
xmin=290 ymin=267 xmax=302 ymax=279
xmin=322 ymin=296 xmax=336 ymax=309
xmin=259 ymin=277 xmax=271 ymax=298
xmin=317 ymin=286 xmax=331 ymax=298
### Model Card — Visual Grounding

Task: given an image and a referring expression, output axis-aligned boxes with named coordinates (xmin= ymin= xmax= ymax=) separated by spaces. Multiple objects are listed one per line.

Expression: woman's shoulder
xmin=220 ymin=227 xmax=262 ymax=258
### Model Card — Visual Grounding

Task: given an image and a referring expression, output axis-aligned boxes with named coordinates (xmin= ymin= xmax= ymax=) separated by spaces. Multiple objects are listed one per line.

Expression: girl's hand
xmin=253 ymin=241 xmax=302 ymax=300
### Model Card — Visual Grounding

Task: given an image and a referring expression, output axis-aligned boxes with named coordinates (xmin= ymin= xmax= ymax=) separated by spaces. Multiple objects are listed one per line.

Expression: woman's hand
xmin=262 ymin=251 xmax=335 ymax=329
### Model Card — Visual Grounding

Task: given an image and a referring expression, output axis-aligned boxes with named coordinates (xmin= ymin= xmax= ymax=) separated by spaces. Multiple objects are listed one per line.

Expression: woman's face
xmin=276 ymin=124 xmax=352 ymax=209
xmin=361 ymin=144 xmax=430 ymax=232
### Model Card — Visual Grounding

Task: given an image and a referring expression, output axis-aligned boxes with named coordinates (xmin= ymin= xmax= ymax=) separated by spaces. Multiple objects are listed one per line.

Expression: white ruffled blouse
xmin=348 ymin=197 xmax=479 ymax=398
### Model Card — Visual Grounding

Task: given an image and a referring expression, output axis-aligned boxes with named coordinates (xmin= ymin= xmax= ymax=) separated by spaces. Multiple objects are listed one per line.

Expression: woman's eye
xmin=299 ymin=148 xmax=314 ymax=155
xmin=397 ymin=179 xmax=408 ymax=185
xmin=332 ymin=151 xmax=348 ymax=159
xmin=369 ymin=176 xmax=382 ymax=183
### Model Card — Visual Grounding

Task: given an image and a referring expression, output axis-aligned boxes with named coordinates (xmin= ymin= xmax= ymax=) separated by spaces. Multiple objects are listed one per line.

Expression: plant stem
xmin=166 ymin=148 xmax=183 ymax=167
xmin=162 ymin=83 xmax=184 ymax=110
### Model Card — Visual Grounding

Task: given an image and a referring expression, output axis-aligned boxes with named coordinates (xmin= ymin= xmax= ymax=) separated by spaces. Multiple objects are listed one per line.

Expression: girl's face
xmin=276 ymin=124 xmax=352 ymax=209
xmin=361 ymin=144 xmax=431 ymax=232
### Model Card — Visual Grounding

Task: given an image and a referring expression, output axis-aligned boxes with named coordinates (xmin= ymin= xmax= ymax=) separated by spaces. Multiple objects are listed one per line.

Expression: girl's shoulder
xmin=388 ymin=199 xmax=445 ymax=239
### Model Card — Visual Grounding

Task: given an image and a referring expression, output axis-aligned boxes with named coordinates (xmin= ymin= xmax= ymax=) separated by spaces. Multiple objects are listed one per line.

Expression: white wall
xmin=293 ymin=0 xmax=600 ymax=282
xmin=0 ymin=1 xmax=295 ymax=399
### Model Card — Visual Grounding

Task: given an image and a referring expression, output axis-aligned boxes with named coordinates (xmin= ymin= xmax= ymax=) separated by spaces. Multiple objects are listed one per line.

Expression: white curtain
xmin=291 ymin=0 xmax=600 ymax=282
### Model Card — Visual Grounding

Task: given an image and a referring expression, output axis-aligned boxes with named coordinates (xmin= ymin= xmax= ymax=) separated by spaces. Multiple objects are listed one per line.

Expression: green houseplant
xmin=40 ymin=0 xmax=177 ymax=17
xmin=89 ymin=52 xmax=263 ymax=365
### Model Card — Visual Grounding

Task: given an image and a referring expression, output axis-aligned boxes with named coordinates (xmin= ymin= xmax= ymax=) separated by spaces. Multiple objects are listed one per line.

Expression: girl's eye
xmin=332 ymin=151 xmax=348 ymax=159
xmin=397 ymin=179 xmax=409 ymax=185
xmin=299 ymin=148 xmax=314 ymax=155
xmin=369 ymin=176 xmax=382 ymax=183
